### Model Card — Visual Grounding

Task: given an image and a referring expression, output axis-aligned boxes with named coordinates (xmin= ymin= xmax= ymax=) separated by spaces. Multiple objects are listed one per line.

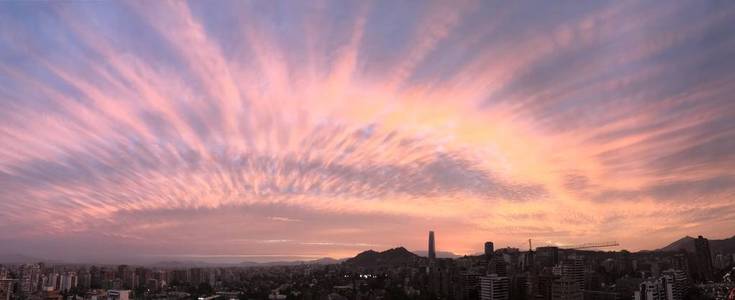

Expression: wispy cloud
xmin=0 ymin=1 xmax=734 ymax=260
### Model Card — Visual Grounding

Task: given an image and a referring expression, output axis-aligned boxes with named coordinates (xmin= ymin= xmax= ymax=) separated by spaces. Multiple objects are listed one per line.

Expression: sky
xmin=1 ymin=0 xmax=735 ymax=264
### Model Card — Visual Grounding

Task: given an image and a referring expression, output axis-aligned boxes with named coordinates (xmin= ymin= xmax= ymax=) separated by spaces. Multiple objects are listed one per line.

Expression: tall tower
xmin=694 ymin=235 xmax=713 ymax=282
xmin=428 ymin=231 xmax=436 ymax=261
xmin=428 ymin=231 xmax=439 ymax=296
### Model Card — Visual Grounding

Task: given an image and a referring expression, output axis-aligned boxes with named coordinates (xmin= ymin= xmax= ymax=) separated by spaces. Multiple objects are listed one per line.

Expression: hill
xmin=151 ymin=257 xmax=344 ymax=268
xmin=412 ymin=250 xmax=460 ymax=258
xmin=0 ymin=253 xmax=41 ymax=264
xmin=344 ymin=247 xmax=422 ymax=267
xmin=659 ymin=235 xmax=735 ymax=254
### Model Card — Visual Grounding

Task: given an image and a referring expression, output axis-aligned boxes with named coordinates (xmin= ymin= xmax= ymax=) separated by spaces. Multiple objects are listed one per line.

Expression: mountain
xmin=344 ymin=247 xmax=422 ymax=267
xmin=152 ymin=260 xmax=231 ymax=268
xmin=312 ymin=257 xmax=346 ymax=265
xmin=659 ymin=235 xmax=735 ymax=253
xmin=0 ymin=253 xmax=43 ymax=264
xmin=412 ymin=250 xmax=460 ymax=258
xmin=659 ymin=236 xmax=696 ymax=252
xmin=149 ymin=256 xmax=344 ymax=268
xmin=245 ymin=257 xmax=346 ymax=267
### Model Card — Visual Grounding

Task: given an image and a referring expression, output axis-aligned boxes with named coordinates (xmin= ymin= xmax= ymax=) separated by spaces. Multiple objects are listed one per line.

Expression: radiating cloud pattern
xmin=1 ymin=0 xmax=734 ymax=262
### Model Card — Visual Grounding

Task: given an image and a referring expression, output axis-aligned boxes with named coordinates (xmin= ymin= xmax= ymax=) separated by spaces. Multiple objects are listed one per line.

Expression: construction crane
xmin=522 ymin=239 xmax=618 ymax=251
xmin=559 ymin=241 xmax=619 ymax=250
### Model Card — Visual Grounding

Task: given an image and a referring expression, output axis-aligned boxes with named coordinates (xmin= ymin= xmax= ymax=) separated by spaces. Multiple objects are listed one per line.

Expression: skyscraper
xmin=428 ymin=231 xmax=439 ymax=296
xmin=694 ymin=235 xmax=713 ymax=282
xmin=485 ymin=241 xmax=495 ymax=258
xmin=429 ymin=231 xmax=436 ymax=261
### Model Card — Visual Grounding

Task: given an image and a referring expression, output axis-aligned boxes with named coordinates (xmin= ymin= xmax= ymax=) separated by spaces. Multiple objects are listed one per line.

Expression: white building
xmin=108 ymin=290 xmax=130 ymax=300
xmin=480 ymin=273 xmax=509 ymax=300
xmin=60 ymin=272 xmax=78 ymax=291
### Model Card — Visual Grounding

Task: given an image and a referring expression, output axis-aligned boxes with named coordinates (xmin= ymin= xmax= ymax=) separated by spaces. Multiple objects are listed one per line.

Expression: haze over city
xmin=1 ymin=0 xmax=735 ymax=265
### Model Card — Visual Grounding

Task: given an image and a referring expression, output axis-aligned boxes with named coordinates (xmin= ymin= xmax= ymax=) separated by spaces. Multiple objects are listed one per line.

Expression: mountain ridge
xmin=344 ymin=247 xmax=423 ymax=267
xmin=658 ymin=235 xmax=735 ymax=254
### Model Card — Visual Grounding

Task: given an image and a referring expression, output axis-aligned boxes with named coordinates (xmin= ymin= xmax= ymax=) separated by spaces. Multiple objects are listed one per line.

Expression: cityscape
xmin=1 ymin=232 xmax=734 ymax=300
xmin=2 ymin=1 xmax=735 ymax=300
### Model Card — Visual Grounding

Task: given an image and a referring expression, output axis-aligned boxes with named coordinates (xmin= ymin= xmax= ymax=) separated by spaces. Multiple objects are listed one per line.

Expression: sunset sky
xmin=1 ymin=1 xmax=734 ymax=263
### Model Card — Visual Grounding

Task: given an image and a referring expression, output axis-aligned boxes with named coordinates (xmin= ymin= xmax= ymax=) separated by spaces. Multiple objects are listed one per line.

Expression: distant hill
xmin=246 ymin=257 xmax=346 ymax=267
xmin=0 ymin=254 xmax=69 ymax=265
xmin=659 ymin=235 xmax=735 ymax=254
xmin=153 ymin=257 xmax=344 ymax=268
xmin=412 ymin=250 xmax=460 ymax=258
xmin=0 ymin=253 xmax=46 ymax=264
xmin=152 ymin=260 xmax=230 ymax=268
xmin=344 ymin=247 xmax=423 ymax=267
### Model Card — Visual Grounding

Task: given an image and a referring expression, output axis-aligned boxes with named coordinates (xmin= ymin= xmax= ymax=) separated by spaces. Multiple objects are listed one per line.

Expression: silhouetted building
xmin=694 ymin=236 xmax=713 ymax=282
xmin=552 ymin=276 xmax=583 ymax=300
xmin=555 ymin=257 xmax=584 ymax=289
xmin=510 ymin=273 xmax=529 ymax=300
xmin=500 ymin=248 xmax=520 ymax=275
xmin=78 ymin=268 xmax=91 ymax=289
xmin=428 ymin=231 xmax=440 ymax=296
xmin=485 ymin=242 xmax=495 ymax=259
xmin=461 ymin=272 xmax=481 ymax=300
xmin=488 ymin=257 xmax=508 ymax=277
xmin=552 ymin=257 xmax=584 ymax=300
xmin=537 ymin=247 xmax=560 ymax=268
xmin=429 ymin=231 xmax=436 ymax=261
xmin=537 ymin=274 xmax=556 ymax=300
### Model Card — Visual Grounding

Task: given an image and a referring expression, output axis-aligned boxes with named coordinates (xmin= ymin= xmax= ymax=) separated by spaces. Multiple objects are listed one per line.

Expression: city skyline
xmin=1 ymin=1 xmax=735 ymax=263
xmin=0 ymin=231 xmax=732 ymax=299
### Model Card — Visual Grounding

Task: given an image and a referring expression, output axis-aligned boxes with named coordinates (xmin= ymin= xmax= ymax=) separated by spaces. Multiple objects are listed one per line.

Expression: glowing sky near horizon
xmin=1 ymin=1 xmax=735 ymax=263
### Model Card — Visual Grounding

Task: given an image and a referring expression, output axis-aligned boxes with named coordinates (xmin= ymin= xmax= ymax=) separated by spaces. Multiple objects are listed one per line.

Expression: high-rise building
xmin=485 ymin=242 xmax=495 ymax=258
xmin=551 ymin=257 xmax=584 ymax=300
xmin=634 ymin=276 xmax=671 ymax=300
xmin=60 ymin=272 xmax=77 ymax=291
xmin=19 ymin=264 xmax=40 ymax=294
xmin=79 ymin=268 xmax=91 ymax=289
xmin=428 ymin=231 xmax=440 ymax=296
xmin=694 ymin=236 xmax=713 ymax=282
xmin=429 ymin=231 xmax=436 ymax=261
xmin=488 ymin=257 xmax=508 ymax=277
xmin=460 ymin=272 xmax=481 ymax=300
xmin=480 ymin=274 xmax=509 ymax=300
xmin=536 ymin=274 xmax=556 ymax=300
xmin=556 ymin=257 xmax=584 ymax=289
xmin=552 ymin=276 xmax=583 ymax=300
xmin=44 ymin=273 xmax=59 ymax=290
xmin=661 ymin=269 xmax=688 ymax=300
xmin=501 ymin=249 xmax=520 ymax=275
xmin=0 ymin=279 xmax=15 ymax=300
xmin=191 ymin=268 xmax=203 ymax=285
xmin=536 ymin=247 xmax=560 ymax=268
xmin=510 ymin=273 xmax=529 ymax=300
